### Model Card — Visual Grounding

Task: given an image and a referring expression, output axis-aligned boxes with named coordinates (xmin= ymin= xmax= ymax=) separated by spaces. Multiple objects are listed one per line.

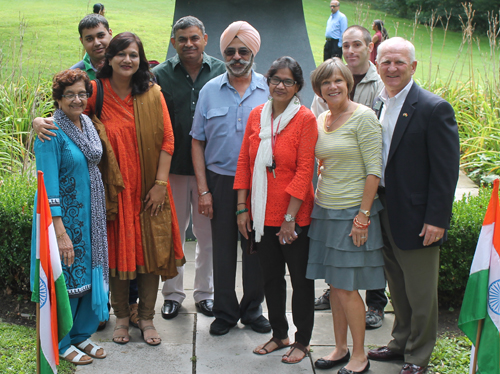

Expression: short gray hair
xmin=376 ymin=37 xmax=415 ymax=63
xmin=171 ymin=16 xmax=205 ymax=38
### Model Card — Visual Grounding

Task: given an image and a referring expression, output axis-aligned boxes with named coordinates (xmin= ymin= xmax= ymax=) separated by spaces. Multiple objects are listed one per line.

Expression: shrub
xmin=438 ymin=187 xmax=492 ymax=307
xmin=0 ymin=173 xmax=36 ymax=294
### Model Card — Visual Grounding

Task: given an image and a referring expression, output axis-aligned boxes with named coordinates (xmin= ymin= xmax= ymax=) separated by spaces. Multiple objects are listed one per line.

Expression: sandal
xmin=129 ymin=303 xmax=139 ymax=328
xmin=139 ymin=320 xmax=161 ymax=346
xmin=253 ymin=337 xmax=290 ymax=355
xmin=59 ymin=345 xmax=93 ymax=365
xmin=76 ymin=338 xmax=107 ymax=359
xmin=112 ymin=323 xmax=130 ymax=345
xmin=281 ymin=342 xmax=309 ymax=364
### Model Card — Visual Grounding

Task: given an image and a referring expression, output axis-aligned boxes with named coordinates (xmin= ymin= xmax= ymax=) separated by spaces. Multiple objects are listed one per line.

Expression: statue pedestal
xmin=167 ymin=0 xmax=317 ymax=106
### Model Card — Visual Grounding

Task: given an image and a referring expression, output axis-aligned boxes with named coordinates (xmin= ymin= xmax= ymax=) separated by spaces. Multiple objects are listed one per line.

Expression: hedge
xmin=0 ymin=173 xmax=36 ymax=294
xmin=438 ymin=187 xmax=492 ymax=307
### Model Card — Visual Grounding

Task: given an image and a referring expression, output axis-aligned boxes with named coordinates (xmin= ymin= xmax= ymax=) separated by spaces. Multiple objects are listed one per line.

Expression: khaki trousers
xmin=379 ymin=193 xmax=439 ymax=367
xmin=110 ymin=273 xmax=159 ymax=320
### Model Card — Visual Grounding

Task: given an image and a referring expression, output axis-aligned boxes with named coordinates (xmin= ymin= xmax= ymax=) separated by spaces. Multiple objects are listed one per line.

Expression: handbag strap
xmin=95 ymin=78 xmax=104 ymax=120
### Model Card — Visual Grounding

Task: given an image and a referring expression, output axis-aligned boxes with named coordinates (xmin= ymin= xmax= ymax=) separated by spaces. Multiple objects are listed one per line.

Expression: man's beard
xmin=225 ymin=54 xmax=254 ymax=77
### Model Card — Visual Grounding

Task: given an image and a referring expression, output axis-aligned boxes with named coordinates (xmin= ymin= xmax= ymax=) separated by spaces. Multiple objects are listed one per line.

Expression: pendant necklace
xmin=326 ymin=102 xmax=349 ymax=131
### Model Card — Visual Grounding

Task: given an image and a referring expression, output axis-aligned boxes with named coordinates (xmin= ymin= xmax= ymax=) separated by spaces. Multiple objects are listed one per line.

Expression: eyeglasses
xmin=62 ymin=93 xmax=90 ymax=100
xmin=224 ymin=47 xmax=251 ymax=57
xmin=269 ymin=76 xmax=296 ymax=87
xmin=330 ymin=5 xmax=339 ymax=7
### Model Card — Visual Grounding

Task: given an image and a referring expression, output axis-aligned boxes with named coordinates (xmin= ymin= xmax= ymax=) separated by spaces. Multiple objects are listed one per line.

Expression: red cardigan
xmin=234 ymin=104 xmax=317 ymax=227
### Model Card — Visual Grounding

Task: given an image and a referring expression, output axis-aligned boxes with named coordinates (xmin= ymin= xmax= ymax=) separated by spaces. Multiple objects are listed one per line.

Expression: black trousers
xmin=207 ymin=170 xmax=264 ymax=324
xmin=256 ymin=225 xmax=314 ymax=346
xmin=323 ymin=38 xmax=342 ymax=61
xmin=366 ymin=288 xmax=388 ymax=311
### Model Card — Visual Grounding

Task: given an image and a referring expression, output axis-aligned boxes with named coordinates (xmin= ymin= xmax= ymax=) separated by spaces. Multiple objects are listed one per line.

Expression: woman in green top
xmin=306 ymin=57 xmax=385 ymax=374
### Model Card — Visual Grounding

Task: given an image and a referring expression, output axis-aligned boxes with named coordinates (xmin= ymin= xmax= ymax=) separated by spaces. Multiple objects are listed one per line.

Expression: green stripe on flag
xmin=39 ymin=347 xmax=54 ymax=374
xmin=476 ymin=314 xmax=500 ymax=374
xmin=459 ymin=269 xmax=489 ymax=334
xmin=31 ymin=259 xmax=40 ymax=303
xmin=55 ymin=275 xmax=73 ymax=340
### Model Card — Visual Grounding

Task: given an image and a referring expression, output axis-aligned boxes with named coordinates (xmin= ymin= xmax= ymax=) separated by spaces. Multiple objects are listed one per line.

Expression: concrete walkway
xmin=76 ymin=242 xmax=403 ymax=374
xmin=76 ymin=171 xmax=477 ymax=374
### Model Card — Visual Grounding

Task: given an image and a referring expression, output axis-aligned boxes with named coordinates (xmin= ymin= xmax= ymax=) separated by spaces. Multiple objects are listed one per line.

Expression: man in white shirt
xmin=367 ymin=37 xmax=460 ymax=374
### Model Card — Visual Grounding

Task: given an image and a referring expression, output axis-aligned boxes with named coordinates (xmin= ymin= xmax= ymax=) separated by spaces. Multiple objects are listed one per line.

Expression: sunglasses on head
xmin=224 ymin=47 xmax=251 ymax=57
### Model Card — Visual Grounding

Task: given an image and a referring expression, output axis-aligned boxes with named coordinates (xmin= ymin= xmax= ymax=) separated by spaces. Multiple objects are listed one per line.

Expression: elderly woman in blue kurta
xmin=31 ymin=69 xmax=108 ymax=366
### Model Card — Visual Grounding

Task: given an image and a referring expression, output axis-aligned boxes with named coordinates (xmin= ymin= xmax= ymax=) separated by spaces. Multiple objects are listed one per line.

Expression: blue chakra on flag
xmin=40 ymin=278 xmax=48 ymax=308
xmin=489 ymin=280 xmax=500 ymax=315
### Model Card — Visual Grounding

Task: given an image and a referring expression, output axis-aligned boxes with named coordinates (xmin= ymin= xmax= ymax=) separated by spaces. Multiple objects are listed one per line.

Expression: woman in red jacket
xmin=234 ymin=56 xmax=318 ymax=365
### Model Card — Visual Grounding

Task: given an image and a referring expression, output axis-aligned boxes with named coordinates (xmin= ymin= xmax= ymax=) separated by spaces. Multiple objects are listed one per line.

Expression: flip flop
xmin=59 ymin=345 xmax=93 ymax=365
xmin=253 ymin=337 xmax=290 ymax=355
xmin=281 ymin=342 xmax=309 ymax=364
xmin=76 ymin=338 xmax=107 ymax=359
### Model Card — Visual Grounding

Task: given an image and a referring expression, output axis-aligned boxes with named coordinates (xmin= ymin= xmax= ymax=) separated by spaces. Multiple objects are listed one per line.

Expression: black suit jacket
xmin=374 ymin=82 xmax=460 ymax=250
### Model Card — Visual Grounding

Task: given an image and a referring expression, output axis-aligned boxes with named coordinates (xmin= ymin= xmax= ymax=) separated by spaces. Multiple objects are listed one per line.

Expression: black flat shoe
xmin=315 ymin=350 xmax=350 ymax=369
xmin=161 ymin=300 xmax=180 ymax=320
xmin=242 ymin=315 xmax=271 ymax=333
xmin=209 ymin=318 xmax=237 ymax=335
xmin=338 ymin=359 xmax=370 ymax=374
xmin=196 ymin=299 xmax=214 ymax=317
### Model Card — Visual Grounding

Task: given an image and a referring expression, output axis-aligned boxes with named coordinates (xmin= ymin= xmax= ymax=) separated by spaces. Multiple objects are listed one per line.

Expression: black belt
xmin=326 ymin=37 xmax=339 ymax=41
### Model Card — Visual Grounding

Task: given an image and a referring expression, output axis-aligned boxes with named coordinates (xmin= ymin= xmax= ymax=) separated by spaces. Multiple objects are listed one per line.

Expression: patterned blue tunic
xmin=33 ymin=124 xmax=93 ymax=298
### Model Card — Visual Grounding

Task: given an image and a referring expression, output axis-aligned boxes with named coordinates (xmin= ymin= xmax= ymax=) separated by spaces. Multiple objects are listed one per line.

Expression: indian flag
xmin=458 ymin=178 xmax=500 ymax=374
xmin=32 ymin=171 xmax=73 ymax=373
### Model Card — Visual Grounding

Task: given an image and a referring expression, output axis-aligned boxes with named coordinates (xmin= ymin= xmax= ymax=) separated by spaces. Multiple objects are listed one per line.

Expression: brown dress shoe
xmin=399 ymin=364 xmax=427 ymax=374
xmin=367 ymin=346 xmax=404 ymax=361
xmin=400 ymin=363 xmax=427 ymax=374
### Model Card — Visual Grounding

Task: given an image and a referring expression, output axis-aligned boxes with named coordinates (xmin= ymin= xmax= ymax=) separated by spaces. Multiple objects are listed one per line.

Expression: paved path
xmin=76 ymin=171 xmax=477 ymax=374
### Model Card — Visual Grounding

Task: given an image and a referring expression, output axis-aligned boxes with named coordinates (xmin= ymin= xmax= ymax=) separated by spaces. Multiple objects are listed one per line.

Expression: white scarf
xmin=252 ymin=96 xmax=301 ymax=242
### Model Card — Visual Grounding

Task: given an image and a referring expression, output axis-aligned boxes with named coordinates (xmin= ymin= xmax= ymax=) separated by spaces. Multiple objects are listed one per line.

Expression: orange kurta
xmin=85 ymin=78 xmax=182 ymax=278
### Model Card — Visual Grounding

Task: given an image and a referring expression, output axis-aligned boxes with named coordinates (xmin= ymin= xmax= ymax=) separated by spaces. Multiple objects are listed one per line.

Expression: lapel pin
xmin=403 ymin=113 xmax=408 ymax=117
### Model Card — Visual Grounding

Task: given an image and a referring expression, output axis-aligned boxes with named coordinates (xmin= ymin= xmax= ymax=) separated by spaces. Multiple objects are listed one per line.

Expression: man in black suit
xmin=367 ymin=37 xmax=460 ymax=374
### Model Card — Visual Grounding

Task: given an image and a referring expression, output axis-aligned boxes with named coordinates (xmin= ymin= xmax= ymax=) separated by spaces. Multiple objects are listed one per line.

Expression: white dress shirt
xmin=379 ymin=79 xmax=414 ymax=186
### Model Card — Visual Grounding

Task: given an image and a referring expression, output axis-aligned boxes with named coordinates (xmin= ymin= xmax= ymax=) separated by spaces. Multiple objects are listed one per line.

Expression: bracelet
xmin=56 ymin=231 xmax=67 ymax=239
xmin=237 ymin=203 xmax=246 ymax=206
xmin=353 ymin=215 xmax=371 ymax=229
xmin=155 ymin=179 xmax=168 ymax=187
xmin=235 ymin=208 xmax=249 ymax=216
xmin=199 ymin=190 xmax=210 ymax=197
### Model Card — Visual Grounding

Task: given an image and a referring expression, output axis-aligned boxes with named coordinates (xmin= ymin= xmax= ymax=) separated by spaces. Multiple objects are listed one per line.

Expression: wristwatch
xmin=359 ymin=209 xmax=370 ymax=217
xmin=284 ymin=214 xmax=295 ymax=222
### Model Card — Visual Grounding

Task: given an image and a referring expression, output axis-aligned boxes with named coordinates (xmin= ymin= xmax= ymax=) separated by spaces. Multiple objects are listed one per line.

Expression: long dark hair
xmin=97 ymin=32 xmax=153 ymax=95
xmin=374 ymin=20 xmax=389 ymax=41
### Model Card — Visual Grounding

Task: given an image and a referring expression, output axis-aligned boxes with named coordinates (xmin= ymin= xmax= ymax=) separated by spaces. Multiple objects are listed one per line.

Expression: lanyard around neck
xmin=271 ymin=114 xmax=281 ymax=157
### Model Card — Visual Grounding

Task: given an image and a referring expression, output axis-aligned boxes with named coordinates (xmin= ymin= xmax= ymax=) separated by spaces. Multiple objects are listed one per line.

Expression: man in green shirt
xmin=70 ymin=14 xmax=113 ymax=80
xmin=153 ymin=16 xmax=226 ymax=320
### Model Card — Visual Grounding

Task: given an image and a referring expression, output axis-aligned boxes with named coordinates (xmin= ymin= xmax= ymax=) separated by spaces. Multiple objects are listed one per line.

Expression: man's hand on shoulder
xmin=33 ymin=117 xmax=57 ymax=142
xmin=419 ymin=223 xmax=445 ymax=247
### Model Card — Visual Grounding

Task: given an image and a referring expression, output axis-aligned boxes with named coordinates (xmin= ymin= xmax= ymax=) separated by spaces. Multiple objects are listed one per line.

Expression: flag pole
xmin=471 ymin=319 xmax=484 ymax=374
xmin=36 ymin=301 xmax=40 ymax=374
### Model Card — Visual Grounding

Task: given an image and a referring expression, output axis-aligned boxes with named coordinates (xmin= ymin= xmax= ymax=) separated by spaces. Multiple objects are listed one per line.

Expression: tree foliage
xmin=375 ymin=0 xmax=500 ymax=34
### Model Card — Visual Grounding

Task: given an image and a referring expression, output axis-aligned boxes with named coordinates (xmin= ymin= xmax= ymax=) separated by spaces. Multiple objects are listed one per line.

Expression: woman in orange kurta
xmin=234 ymin=57 xmax=317 ymax=364
xmin=85 ymin=32 xmax=183 ymax=346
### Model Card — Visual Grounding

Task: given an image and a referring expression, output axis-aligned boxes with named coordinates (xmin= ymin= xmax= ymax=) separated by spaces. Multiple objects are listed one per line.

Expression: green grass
xmin=0 ymin=322 xmax=74 ymax=373
xmin=0 ymin=0 xmax=494 ymax=84
xmin=428 ymin=334 xmax=472 ymax=374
